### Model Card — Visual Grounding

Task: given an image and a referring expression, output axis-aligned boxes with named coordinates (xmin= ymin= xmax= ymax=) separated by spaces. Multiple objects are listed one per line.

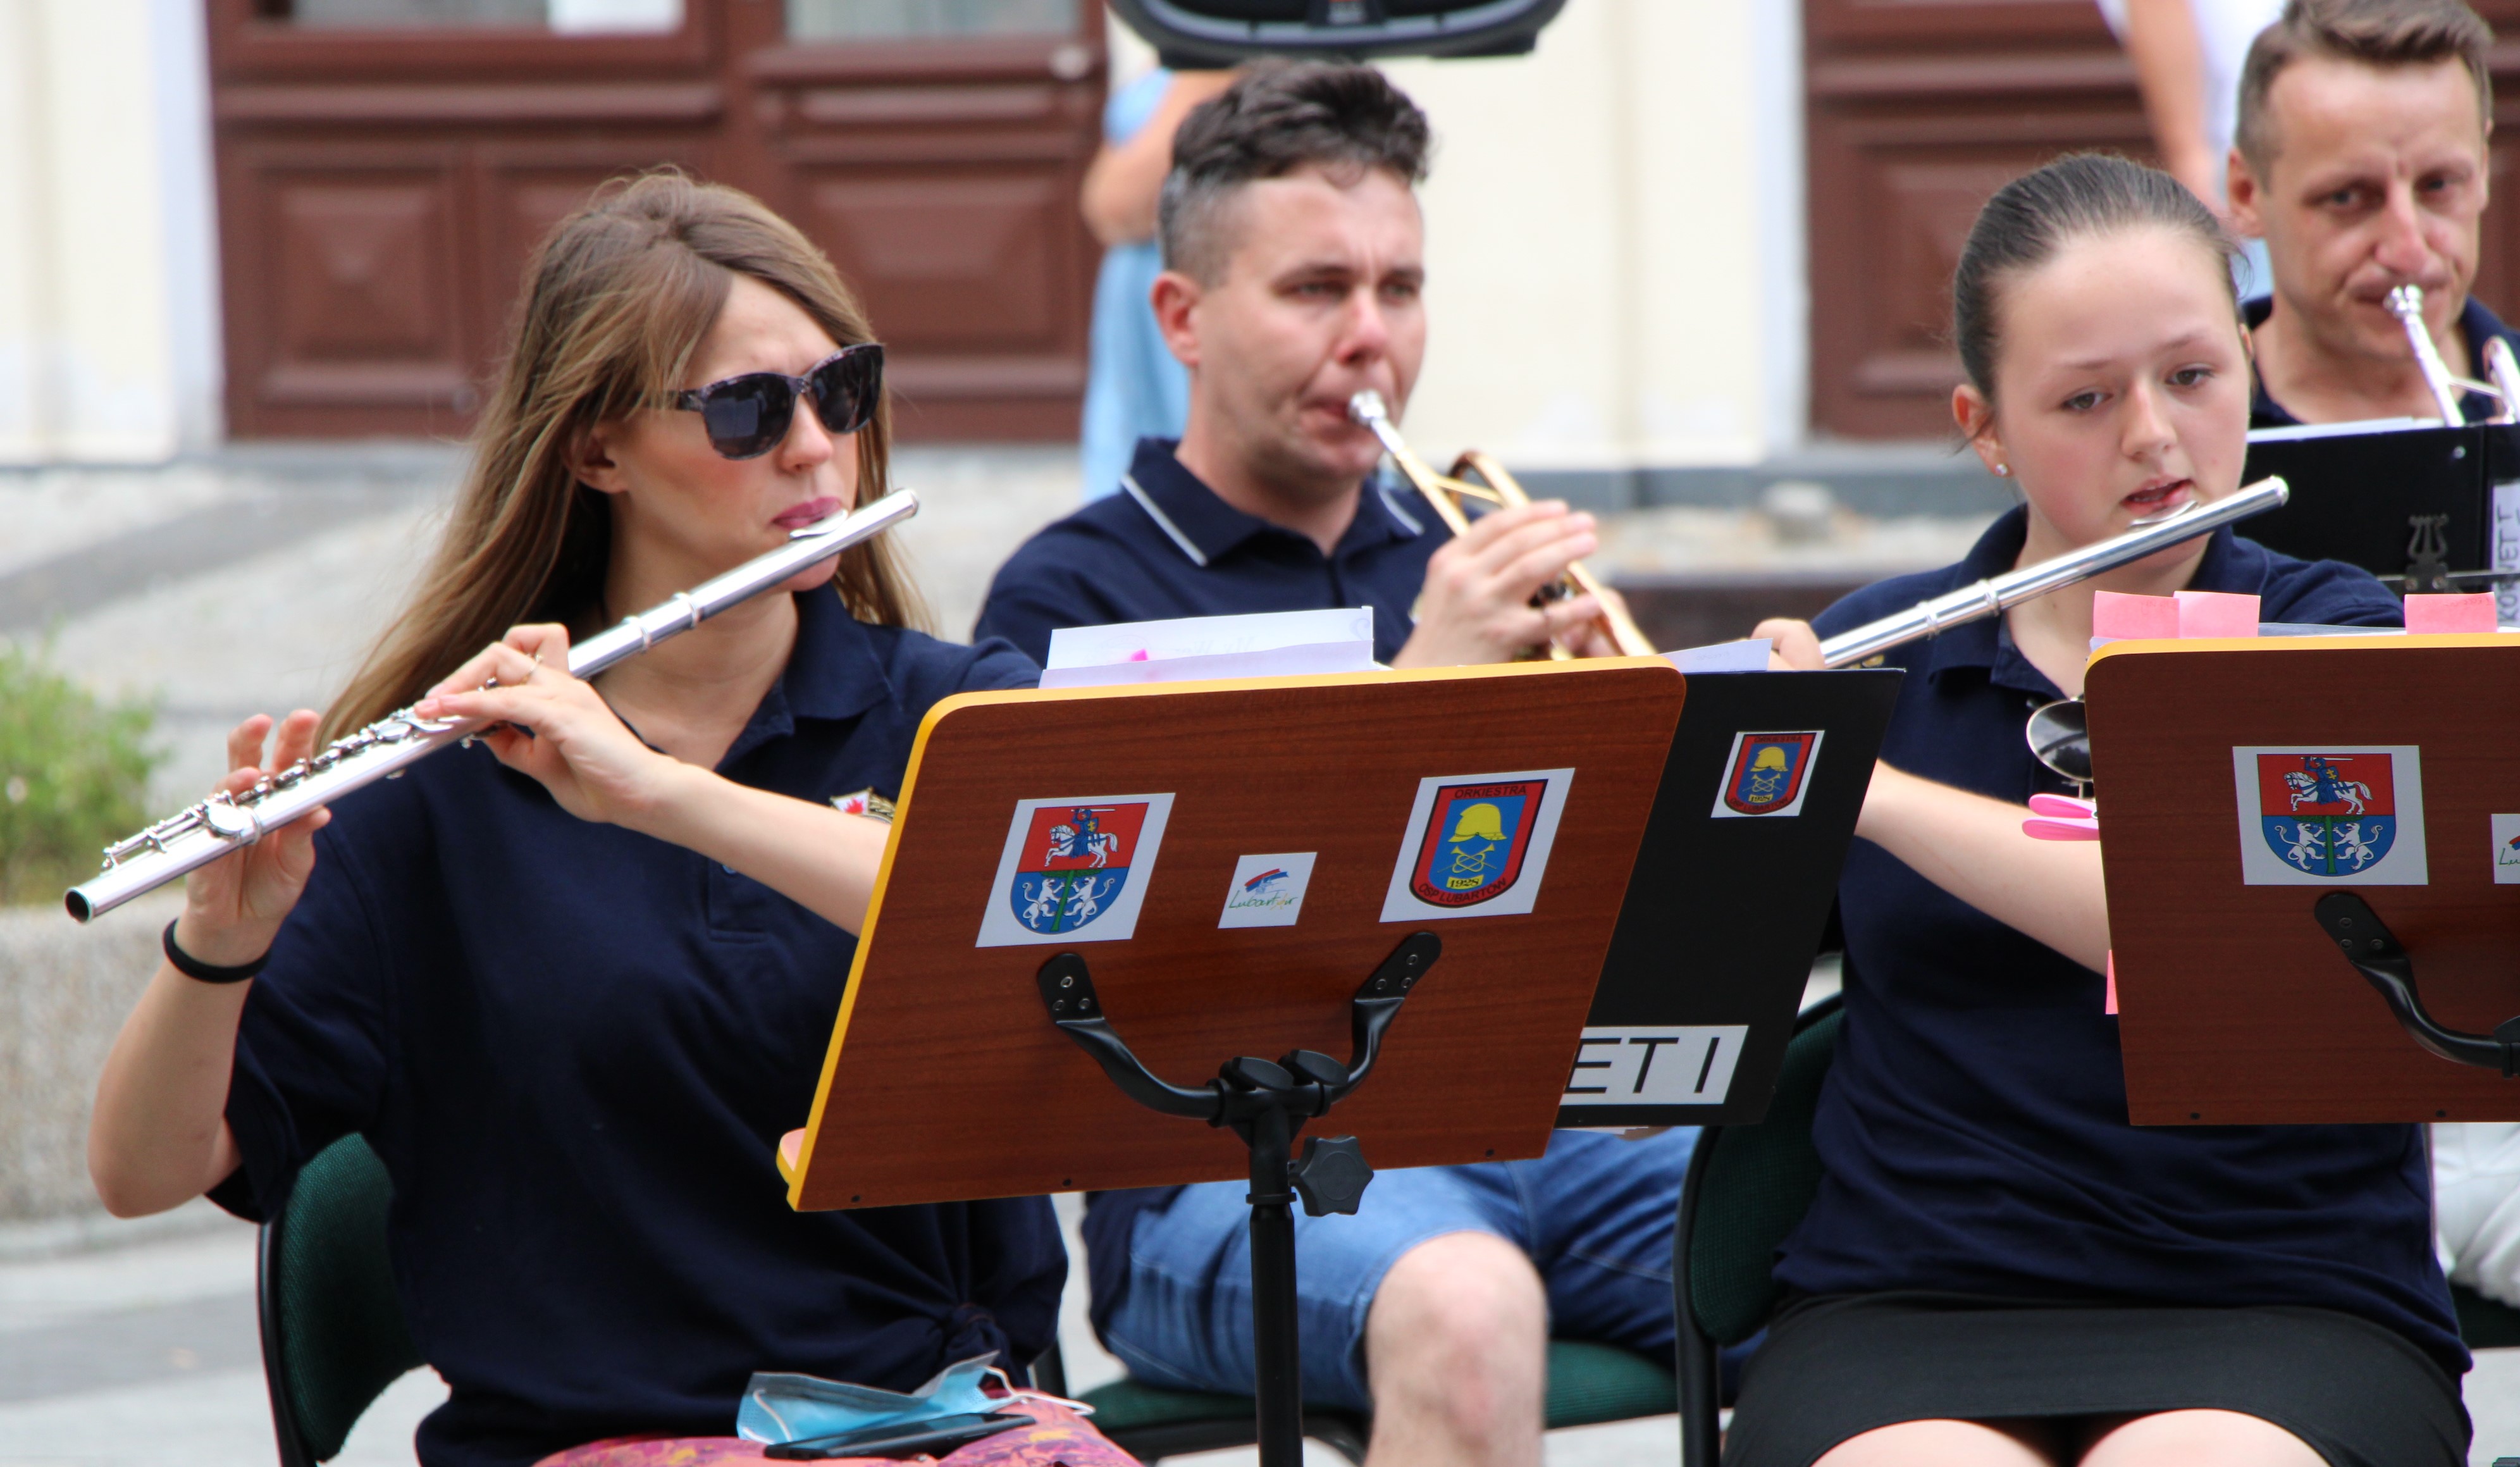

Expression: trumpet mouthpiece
xmin=2385 ymin=284 xmax=2424 ymax=320
xmin=1347 ymin=390 xmax=1387 ymax=425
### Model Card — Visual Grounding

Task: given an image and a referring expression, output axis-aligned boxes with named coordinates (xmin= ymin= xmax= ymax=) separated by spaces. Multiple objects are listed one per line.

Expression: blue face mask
xmin=736 ymin=1354 xmax=1004 ymax=1445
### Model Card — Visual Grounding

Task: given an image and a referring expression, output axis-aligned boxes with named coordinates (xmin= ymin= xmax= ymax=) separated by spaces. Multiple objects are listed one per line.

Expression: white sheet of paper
xmin=1045 ymin=607 xmax=1372 ymax=667
xmin=1663 ymin=638 xmax=1773 ymax=674
xmin=1039 ymin=643 xmax=1376 ymax=688
xmin=1040 ymin=608 xmax=1375 ymax=689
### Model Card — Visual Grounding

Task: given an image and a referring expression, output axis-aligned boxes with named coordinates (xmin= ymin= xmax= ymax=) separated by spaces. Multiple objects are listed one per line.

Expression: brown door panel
xmin=209 ymin=1 xmax=1104 ymax=443
xmin=474 ymin=140 xmax=722 ymax=353
xmin=221 ymin=143 xmax=478 ymax=438
xmin=1809 ymin=116 xmax=2149 ymax=440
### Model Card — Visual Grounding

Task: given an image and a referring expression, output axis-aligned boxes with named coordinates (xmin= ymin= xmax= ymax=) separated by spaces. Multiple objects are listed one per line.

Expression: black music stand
xmin=2242 ymin=419 xmax=2520 ymax=592
xmin=1559 ymin=667 xmax=1901 ymax=1127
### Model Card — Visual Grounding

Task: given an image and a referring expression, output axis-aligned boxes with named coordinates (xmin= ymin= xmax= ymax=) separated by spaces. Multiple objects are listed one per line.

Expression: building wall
xmin=0 ymin=0 xmax=219 ymax=466
xmin=10 ymin=2 xmax=1789 ymax=471
xmin=1389 ymin=0 xmax=1804 ymax=485
xmin=1112 ymin=1 xmax=1807 ymax=495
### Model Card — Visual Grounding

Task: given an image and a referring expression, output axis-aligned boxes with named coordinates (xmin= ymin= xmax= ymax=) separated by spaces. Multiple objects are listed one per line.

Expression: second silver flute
xmin=1817 ymin=477 xmax=2288 ymax=669
xmin=65 ymin=490 xmax=920 ymax=924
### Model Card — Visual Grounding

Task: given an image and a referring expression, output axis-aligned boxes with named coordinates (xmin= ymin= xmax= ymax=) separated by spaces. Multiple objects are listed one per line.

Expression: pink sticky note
xmin=2174 ymin=590 xmax=2259 ymax=638
xmin=2104 ymin=951 xmax=2118 ymax=1016
xmin=2092 ymin=591 xmax=2178 ymax=641
xmin=2404 ymin=593 xmax=2498 ymax=634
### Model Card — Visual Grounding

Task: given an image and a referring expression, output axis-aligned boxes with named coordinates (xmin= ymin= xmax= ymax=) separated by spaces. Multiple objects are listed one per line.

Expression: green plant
xmin=0 ymin=641 xmax=161 ymax=906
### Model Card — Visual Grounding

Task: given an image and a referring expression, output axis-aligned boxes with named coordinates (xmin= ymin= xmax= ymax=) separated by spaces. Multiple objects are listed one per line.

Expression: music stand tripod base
xmin=1035 ymin=931 xmax=1441 ymax=1467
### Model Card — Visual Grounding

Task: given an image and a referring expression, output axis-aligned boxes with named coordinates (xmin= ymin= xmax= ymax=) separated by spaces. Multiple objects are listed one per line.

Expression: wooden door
xmin=1805 ymin=0 xmax=2520 ymax=442
xmin=207 ymin=0 xmax=1104 ymax=442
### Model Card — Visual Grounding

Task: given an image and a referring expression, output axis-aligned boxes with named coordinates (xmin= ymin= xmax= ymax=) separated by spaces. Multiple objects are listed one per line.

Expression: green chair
xmin=257 ymin=1134 xmax=427 ymax=1467
xmin=1672 ymin=994 xmax=1843 ymax=1467
xmin=2454 ymin=1282 xmax=2520 ymax=1350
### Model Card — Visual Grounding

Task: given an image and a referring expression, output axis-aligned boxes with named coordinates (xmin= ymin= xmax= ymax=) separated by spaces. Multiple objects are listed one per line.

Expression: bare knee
xmin=2077 ymin=1409 xmax=2324 ymax=1466
xmin=1362 ymin=1232 xmax=1546 ymax=1428
xmin=1815 ymin=1420 xmax=2056 ymax=1467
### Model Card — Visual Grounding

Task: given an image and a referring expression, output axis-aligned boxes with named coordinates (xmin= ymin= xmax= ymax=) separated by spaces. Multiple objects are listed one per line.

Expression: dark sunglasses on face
xmin=669 ymin=342 xmax=884 ymax=460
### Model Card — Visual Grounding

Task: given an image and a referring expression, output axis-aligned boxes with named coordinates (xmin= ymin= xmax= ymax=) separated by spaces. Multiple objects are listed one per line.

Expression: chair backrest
xmin=259 ymin=1133 xmax=425 ymax=1467
xmin=1682 ymin=996 xmax=1843 ymax=1347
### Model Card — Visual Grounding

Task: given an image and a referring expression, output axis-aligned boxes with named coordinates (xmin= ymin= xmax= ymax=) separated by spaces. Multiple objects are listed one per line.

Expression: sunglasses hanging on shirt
xmin=670 ymin=343 xmax=884 ymax=461
xmin=2026 ymin=698 xmax=2092 ymax=798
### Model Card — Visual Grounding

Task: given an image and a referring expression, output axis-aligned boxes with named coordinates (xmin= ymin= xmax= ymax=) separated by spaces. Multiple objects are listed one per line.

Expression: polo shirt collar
xmin=718 ymin=586 xmax=889 ymax=769
xmin=2245 ymin=292 xmax=2514 ymax=426
xmin=1920 ymin=505 xmax=2247 ymax=698
xmin=1119 ymin=436 xmax=1421 ymax=567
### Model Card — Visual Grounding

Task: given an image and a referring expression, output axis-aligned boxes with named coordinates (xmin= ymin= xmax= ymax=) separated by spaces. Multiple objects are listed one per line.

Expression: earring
xmin=1994 ymin=463 xmax=2011 ymax=477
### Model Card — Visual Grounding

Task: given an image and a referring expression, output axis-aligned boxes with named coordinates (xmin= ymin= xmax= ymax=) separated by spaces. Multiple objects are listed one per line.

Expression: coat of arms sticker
xmin=1380 ymin=767 xmax=1574 ymax=922
xmin=2230 ymin=746 xmax=2428 ymax=886
xmin=975 ymin=793 xmax=1176 ymax=946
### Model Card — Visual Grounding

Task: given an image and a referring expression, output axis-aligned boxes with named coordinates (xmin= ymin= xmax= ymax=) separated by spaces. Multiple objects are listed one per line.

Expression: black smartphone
xmin=762 ymin=1410 xmax=1029 ymax=1461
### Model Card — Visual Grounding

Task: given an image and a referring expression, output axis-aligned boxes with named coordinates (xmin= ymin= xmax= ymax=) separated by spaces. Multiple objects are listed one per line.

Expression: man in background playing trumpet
xmin=2227 ymin=0 xmax=2520 ymax=424
xmin=977 ymin=63 xmax=1688 ymax=1467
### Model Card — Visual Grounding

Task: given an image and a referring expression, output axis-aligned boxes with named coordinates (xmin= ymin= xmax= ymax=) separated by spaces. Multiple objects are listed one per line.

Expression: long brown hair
xmin=324 ymin=169 xmax=924 ymax=740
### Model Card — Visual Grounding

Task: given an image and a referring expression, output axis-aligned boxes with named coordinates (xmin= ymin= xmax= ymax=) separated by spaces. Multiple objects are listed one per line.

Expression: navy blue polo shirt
xmin=2249 ymin=292 xmax=2520 ymax=428
xmin=207 ymin=590 xmax=1060 ymax=1467
xmin=1776 ymin=507 xmax=2464 ymax=1378
xmin=973 ymin=436 xmax=1447 ymax=666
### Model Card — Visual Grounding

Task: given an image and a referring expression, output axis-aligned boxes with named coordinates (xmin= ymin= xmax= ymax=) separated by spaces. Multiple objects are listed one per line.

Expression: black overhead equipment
xmin=1107 ymin=0 xmax=1567 ymax=67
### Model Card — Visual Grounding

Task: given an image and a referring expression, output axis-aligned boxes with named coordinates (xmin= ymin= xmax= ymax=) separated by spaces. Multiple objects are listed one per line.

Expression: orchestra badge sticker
xmin=1380 ymin=769 xmax=1574 ymax=923
xmin=2230 ymin=747 xmax=2428 ymax=886
xmin=975 ymin=793 xmax=1175 ymax=947
xmin=2492 ymin=814 xmax=2520 ymax=885
xmin=1710 ymin=731 xmax=1825 ymax=819
xmin=1218 ymin=852 xmax=1318 ymax=929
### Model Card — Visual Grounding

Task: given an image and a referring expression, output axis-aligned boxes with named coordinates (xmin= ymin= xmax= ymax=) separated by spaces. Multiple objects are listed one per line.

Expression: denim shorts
xmin=1097 ymin=1127 xmax=1696 ymax=1411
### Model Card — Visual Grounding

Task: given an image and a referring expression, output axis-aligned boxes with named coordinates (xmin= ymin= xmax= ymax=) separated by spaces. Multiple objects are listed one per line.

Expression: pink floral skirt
xmin=532 ymin=1394 xmax=1137 ymax=1467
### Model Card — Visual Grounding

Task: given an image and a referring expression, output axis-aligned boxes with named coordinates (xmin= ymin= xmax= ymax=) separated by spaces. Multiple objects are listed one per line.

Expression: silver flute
xmin=1815 ymin=477 xmax=2288 ymax=668
xmin=65 ymin=490 xmax=920 ymax=923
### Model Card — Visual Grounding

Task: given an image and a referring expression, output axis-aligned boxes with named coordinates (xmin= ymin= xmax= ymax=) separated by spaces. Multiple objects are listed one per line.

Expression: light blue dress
xmin=1079 ymin=70 xmax=1194 ymax=502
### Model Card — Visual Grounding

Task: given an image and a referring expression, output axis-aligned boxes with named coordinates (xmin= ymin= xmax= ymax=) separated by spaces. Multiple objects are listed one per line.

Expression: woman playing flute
xmin=85 ymin=173 xmax=1132 ymax=1467
xmin=1739 ymin=154 xmax=2455 ymax=1467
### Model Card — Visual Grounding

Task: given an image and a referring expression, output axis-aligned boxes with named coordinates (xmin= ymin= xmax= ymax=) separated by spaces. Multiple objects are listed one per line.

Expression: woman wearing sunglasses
xmin=1738 ymin=156 xmax=2452 ymax=1467
xmin=86 ymin=173 xmax=1131 ymax=1467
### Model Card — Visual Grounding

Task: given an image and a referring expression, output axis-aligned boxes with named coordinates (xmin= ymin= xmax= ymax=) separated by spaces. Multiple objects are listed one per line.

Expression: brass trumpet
xmin=1346 ymin=390 xmax=1656 ymax=658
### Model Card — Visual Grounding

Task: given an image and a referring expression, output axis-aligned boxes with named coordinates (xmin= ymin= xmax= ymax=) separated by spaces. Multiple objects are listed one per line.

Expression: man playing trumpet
xmin=2227 ymin=0 xmax=2519 ymax=424
xmin=977 ymin=62 xmax=1683 ymax=1467
xmin=977 ymin=64 xmax=1624 ymax=669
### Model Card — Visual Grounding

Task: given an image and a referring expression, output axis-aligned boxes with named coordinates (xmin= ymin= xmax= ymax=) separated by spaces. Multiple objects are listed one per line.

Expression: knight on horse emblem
xmin=2256 ymin=752 xmax=2397 ymax=877
xmin=1010 ymin=802 xmax=1152 ymax=934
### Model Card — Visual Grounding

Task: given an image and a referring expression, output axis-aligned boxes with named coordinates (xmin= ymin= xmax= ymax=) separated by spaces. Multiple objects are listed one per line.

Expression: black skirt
xmin=1722 ymin=1292 xmax=2468 ymax=1467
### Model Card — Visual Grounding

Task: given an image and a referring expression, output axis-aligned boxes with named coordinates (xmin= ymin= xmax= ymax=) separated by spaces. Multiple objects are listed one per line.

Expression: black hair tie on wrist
xmin=163 ymin=920 xmax=269 ymax=984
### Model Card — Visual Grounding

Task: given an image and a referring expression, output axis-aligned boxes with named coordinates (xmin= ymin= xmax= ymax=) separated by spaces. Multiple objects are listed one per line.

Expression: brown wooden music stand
xmin=2085 ymin=633 xmax=2520 ymax=1124
xmin=775 ymin=658 xmax=1686 ymax=1467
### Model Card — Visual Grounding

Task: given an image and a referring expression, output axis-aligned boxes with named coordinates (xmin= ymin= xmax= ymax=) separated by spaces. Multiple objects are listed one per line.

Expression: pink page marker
xmin=2092 ymin=590 xmax=2178 ymax=641
xmin=2404 ymin=593 xmax=2497 ymax=634
xmin=2105 ymin=952 xmax=2117 ymax=1016
xmin=2173 ymin=590 xmax=2259 ymax=638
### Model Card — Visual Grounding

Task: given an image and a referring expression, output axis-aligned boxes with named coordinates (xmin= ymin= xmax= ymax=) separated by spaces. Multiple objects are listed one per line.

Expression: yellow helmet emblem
xmin=1751 ymin=745 xmax=1791 ymax=772
xmin=1450 ymin=802 xmax=1506 ymax=844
